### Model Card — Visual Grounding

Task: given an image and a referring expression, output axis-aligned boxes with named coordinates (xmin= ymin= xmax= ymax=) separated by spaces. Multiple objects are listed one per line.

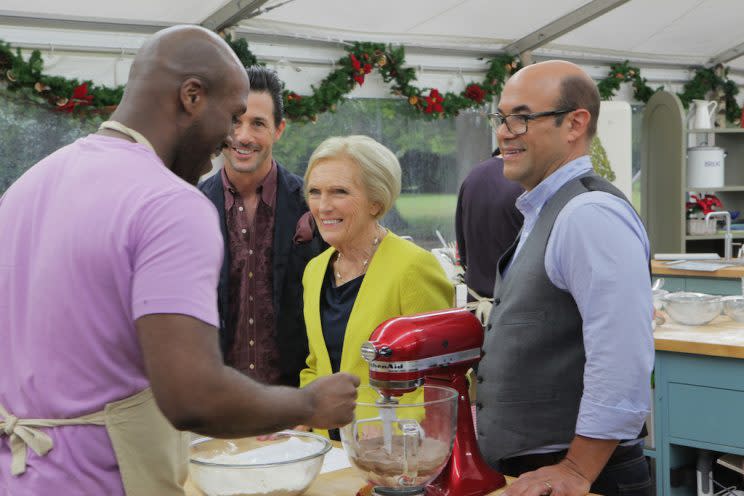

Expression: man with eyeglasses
xmin=476 ymin=60 xmax=653 ymax=496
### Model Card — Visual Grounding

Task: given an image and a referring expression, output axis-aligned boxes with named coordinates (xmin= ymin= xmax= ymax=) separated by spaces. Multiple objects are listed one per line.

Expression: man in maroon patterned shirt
xmin=199 ymin=66 xmax=324 ymax=386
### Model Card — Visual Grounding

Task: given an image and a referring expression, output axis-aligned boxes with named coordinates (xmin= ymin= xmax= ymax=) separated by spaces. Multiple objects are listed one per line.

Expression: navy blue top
xmin=320 ymin=262 xmax=364 ymax=374
xmin=455 ymin=156 xmax=523 ymax=298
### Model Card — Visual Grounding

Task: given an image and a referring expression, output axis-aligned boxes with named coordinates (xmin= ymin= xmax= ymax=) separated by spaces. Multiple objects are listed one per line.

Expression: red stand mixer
xmin=356 ymin=308 xmax=506 ymax=496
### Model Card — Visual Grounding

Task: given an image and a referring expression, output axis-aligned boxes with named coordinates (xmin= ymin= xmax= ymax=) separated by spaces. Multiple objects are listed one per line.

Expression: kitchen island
xmin=652 ymin=260 xmax=744 ymax=496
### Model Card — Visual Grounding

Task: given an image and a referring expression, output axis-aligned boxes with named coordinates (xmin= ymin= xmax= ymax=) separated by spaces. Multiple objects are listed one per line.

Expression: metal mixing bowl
xmin=189 ymin=430 xmax=331 ymax=496
xmin=722 ymin=295 xmax=744 ymax=322
xmin=661 ymin=292 xmax=722 ymax=326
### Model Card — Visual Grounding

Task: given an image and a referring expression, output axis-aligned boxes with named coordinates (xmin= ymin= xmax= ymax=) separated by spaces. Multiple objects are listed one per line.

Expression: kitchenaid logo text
xmin=367 ymin=348 xmax=482 ymax=372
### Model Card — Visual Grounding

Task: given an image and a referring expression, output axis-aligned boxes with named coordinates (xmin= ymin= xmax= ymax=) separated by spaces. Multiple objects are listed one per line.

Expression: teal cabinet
xmin=652 ymin=273 xmax=744 ymax=496
xmin=655 ymin=275 xmax=741 ymax=295
xmin=654 ymin=351 xmax=744 ymax=496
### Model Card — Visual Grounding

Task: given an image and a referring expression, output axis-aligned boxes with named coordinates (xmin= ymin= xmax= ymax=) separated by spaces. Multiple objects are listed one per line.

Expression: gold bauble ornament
xmin=408 ymin=96 xmax=418 ymax=105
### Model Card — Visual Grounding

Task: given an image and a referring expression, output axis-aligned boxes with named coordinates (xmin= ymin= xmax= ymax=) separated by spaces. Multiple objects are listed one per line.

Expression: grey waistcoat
xmin=476 ymin=172 xmax=629 ymax=464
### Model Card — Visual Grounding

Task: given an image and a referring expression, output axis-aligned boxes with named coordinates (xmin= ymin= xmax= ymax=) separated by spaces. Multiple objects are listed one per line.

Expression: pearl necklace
xmin=334 ymin=230 xmax=382 ymax=283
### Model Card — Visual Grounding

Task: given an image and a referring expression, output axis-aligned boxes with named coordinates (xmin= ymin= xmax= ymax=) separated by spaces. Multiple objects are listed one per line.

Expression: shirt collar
xmin=260 ymin=160 xmax=278 ymax=209
xmin=515 ymin=155 xmax=593 ymax=220
xmin=221 ymin=167 xmax=236 ymax=211
xmin=220 ymin=160 xmax=279 ymax=210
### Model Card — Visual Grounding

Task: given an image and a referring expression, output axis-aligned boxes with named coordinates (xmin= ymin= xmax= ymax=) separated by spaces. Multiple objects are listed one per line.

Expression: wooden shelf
xmin=686 ymin=233 xmax=744 ymax=240
xmin=643 ymin=91 xmax=744 ymax=256
xmin=688 ymin=128 xmax=744 ymax=134
xmin=686 ymin=186 xmax=744 ymax=192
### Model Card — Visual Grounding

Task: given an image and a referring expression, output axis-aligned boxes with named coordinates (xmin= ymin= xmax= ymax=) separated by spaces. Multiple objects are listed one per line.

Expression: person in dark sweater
xmin=199 ymin=66 xmax=325 ymax=387
xmin=455 ymin=149 xmax=523 ymax=299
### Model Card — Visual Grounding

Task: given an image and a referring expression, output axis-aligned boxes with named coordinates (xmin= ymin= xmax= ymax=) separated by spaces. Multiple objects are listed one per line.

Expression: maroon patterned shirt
xmin=221 ymin=163 xmax=281 ymax=384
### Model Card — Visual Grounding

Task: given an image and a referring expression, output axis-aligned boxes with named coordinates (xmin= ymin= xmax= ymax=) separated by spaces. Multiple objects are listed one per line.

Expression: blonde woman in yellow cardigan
xmin=299 ymin=135 xmax=453 ymax=439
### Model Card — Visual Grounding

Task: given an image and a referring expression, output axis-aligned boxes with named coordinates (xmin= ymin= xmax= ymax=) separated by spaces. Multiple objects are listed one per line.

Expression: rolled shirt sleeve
xmin=546 ymin=191 xmax=654 ymax=440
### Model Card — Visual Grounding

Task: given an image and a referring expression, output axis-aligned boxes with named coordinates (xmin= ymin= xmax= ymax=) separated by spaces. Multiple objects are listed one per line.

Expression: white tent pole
xmin=710 ymin=41 xmax=744 ymax=66
xmin=502 ymin=0 xmax=631 ymax=55
xmin=200 ymin=0 xmax=271 ymax=32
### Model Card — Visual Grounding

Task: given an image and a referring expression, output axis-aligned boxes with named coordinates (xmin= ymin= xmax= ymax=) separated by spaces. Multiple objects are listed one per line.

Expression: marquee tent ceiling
xmin=1 ymin=0 xmax=743 ymax=78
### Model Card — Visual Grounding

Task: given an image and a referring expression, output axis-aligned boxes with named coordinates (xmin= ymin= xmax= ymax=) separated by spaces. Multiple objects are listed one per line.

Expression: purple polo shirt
xmin=0 ymin=135 xmax=223 ymax=495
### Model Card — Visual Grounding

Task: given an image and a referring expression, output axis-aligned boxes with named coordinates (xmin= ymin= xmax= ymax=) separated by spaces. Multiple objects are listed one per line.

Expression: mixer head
xmin=361 ymin=308 xmax=484 ymax=396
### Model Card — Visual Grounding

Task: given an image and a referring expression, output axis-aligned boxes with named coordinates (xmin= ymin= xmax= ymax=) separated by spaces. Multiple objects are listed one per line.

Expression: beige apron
xmin=0 ymin=121 xmax=189 ymax=495
xmin=1 ymin=388 xmax=189 ymax=495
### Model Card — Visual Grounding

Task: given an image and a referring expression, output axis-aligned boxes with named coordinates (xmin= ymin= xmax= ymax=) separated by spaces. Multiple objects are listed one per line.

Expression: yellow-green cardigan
xmin=300 ymin=232 xmax=454 ymax=435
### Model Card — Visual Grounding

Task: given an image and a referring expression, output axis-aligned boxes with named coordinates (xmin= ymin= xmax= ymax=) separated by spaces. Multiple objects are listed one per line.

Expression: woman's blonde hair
xmin=304 ymin=135 xmax=402 ymax=219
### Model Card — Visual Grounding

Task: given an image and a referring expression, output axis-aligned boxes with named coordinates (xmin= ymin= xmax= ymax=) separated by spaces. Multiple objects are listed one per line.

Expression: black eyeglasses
xmin=487 ymin=108 xmax=576 ymax=135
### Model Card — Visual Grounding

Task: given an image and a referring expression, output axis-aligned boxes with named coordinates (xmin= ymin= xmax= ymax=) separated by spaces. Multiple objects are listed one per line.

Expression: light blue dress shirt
xmin=506 ymin=155 xmax=654 ymax=445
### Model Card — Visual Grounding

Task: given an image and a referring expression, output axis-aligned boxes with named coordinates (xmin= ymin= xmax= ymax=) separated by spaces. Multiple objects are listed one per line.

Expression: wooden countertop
xmin=185 ymin=462 xmax=514 ymax=496
xmin=655 ymin=314 xmax=744 ymax=359
xmin=186 ymin=470 xmax=513 ymax=496
xmin=651 ymin=260 xmax=744 ymax=278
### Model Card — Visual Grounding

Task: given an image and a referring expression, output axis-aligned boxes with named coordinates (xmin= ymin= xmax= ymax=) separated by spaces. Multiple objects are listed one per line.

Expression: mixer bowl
xmin=189 ymin=430 xmax=330 ymax=496
xmin=722 ymin=295 xmax=744 ymax=322
xmin=340 ymin=385 xmax=457 ymax=494
xmin=661 ymin=292 xmax=722 ymax=326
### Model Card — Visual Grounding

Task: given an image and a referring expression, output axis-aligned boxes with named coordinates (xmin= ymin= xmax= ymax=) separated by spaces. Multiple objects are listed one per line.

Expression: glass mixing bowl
xmin=661 ymin=292 xmax=722 ymax=326
xmin=340 ymin=385 xmax=457 ymax=494
xmin=653 ymin=289 xmax=669 ymax=311
xmin=189 ymin=430 xmax=330 ymax=496
xmin=722 ymin=295 xmax=744 ymax=322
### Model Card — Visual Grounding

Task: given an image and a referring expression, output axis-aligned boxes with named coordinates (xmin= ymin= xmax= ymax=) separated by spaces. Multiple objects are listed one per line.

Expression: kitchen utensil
xmin=189 ymin=430 xmax=330 ymax=496
xmin=351 ymin=308 xmax=506 ymax=496
xmin=661 ymin=292 xmax=722 ymax=326
xmin=687 ymin=146 xmax=725 ymax=189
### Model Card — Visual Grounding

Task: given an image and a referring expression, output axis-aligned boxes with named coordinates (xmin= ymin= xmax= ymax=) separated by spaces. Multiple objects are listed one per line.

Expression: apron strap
xmin=464 ymin=286 xmax=494 ymax=326
xmin=99 ymin=121 xmax=156 ymax=153
xmin=0 ymin=402 xmax=105 ymax=476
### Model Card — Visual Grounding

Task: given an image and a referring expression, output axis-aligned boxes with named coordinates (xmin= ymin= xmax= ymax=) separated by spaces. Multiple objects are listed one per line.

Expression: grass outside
xmin=632 ymin=177 xmax=641 ymax=212
xmin=394 ymin=194 xmax=458 ymax=246
xmin=396 ymin=194 xmax=458 ymax=220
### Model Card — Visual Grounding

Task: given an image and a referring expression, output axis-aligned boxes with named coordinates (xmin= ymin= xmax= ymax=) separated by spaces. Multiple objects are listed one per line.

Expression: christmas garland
xmin=277 ymin=40 xmax=520 ymax=122
xmin=596 ymin=59 xmax=741 ymax=123
xmin=597 ymin=61 xmax=657 ymax=103
xmin=677 ymin=64 xmax=741 ymax=123
xmin=0 ymin=36 xmax=741 ymax=124
xmin=0 ymin=40 xmax=123 ymax=114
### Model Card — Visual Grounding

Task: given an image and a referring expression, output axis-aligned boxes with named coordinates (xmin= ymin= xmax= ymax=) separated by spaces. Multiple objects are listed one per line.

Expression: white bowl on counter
xmin=722 ymin=295 xmax=744 ymax=322
xmin=189 ymin=430 xmax=331 ymax=496
xmin=661 ymin=292 xmax=722 ymax=326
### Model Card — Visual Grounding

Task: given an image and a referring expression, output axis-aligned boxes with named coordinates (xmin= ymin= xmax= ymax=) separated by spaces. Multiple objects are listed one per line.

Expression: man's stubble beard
xmin=171 ymin=121 xmax=214 ymax=186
